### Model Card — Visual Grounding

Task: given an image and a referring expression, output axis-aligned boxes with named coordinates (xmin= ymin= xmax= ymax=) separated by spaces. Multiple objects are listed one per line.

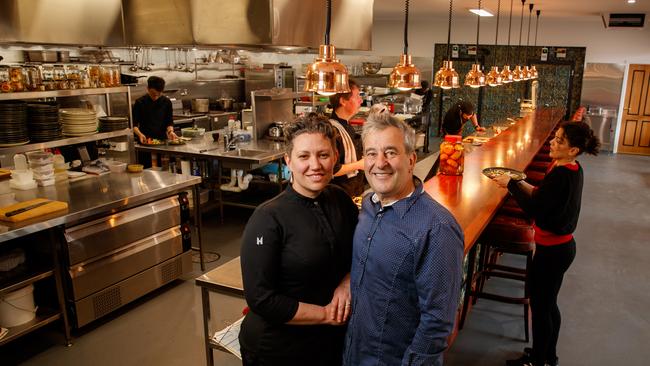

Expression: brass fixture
xmin=304 ymin=0 xmax=350 ymax=96
xmin=434 ymin=0 xmax=460 ymax=89
xmin=523 ymin=3 xmax=535 ymax=80
xmin=389 ymin=0 xmax=421 ymax=90
xmin=512 ymin=0 xmax=526 ymax=81
xmin=530 ymin=9 xmax=541 ymax=79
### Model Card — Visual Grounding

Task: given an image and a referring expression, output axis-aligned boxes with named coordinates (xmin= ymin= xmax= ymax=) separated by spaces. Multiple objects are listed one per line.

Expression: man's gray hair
xmin=362 ymin=112 xmax=417 ymax=153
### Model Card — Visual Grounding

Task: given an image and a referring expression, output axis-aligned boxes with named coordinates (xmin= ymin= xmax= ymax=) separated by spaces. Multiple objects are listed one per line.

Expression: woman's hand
xmin=476 ymin=126 xmax=486 ymax=132
xmin=493 ymin=174 xmax=511 ymax=188
xmin=138 ymin=134 xmax=147 ymax=144
xmin=327 ymin=274 xmax=351 ymax=323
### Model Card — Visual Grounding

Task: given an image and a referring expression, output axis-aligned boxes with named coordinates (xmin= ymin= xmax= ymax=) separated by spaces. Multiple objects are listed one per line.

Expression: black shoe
xmin=522 ymin=348 xmax=558 ymax=366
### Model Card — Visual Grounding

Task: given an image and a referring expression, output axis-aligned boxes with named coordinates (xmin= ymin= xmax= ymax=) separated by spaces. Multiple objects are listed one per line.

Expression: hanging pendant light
xmin=434 ymin=0 xmax=460 ymax=89
xmin=304 ymin=0 xmax=349 ymax=96
xmin=465 ymin=0 xmax=486 ymax=88
xmin=512 ymin=0 xmax=526 ymax=81
xmin=522 ymin=3 xmax=535 ymax=80
xmin=389 ymin=0 xmax=421 ymax=90
xmin=500 ymin=0 xmax=515 ymax=83
xmin=486 ymin=0 xmax=503 ymax=86
xmin=530 ymin=9 xmax=541 ymax=79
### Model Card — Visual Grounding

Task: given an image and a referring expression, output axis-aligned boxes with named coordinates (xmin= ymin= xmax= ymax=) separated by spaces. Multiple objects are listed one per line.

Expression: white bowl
xmin=106 ymin=161 xmax=127 ymax=173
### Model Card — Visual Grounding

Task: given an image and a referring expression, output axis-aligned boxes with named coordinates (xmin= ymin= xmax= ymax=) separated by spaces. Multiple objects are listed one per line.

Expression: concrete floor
xmin=2 ymin=153 xmax=649 ymax=365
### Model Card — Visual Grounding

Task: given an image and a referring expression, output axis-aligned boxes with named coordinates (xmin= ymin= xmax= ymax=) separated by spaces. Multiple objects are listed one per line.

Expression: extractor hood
xmin=0 ymin=0 xmax=123 ymax=46
xmin=123 ymin=0 xmax=373 ymax=50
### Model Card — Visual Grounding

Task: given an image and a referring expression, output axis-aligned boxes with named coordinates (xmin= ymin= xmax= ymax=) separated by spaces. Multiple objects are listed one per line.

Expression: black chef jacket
xmin=442 ymin=103 xmax=471 ymax=135
xmin=132 ymin=94 xmax=173 ymax=140
xmin=239 ymin=184 xmax=358 ymax=365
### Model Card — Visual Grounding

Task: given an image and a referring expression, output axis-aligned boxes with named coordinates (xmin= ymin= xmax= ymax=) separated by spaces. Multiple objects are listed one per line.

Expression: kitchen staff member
xmin=133 ymin=76 xmax=177 ymax=144
xmin=329 ymin=79 xmax=365 ymax=197
xmin=442 ymin=100 xmax=485 ymax=136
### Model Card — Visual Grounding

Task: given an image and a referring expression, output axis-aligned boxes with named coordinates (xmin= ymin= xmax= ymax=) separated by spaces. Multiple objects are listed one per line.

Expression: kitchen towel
xmin=0 ymin=198 xmax=68 ymax=223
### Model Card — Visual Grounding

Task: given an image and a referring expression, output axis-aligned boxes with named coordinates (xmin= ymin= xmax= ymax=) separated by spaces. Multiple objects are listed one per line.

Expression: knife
xmin=199 ymin=147 xmax=222 ymax=153
xmin=5 ymin=201 xmax=52 ymax=217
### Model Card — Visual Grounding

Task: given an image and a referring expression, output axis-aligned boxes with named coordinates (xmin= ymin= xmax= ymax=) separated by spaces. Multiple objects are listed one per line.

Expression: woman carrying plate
xmin=492 ymin=121 xmax=600 ymax=366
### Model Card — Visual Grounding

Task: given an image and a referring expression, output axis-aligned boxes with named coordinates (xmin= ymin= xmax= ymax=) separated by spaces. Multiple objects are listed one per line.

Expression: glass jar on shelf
xmin=65 ymin=64 xmax=81 ymax=89
xmin=438 ymin=135 xmax=464 ymax=176
xmin=100 ymin=65 xmax=113 ymax=87
xmin=109 ymin=65 xmax=121 ymax=86
xmin=41 ymin=64 xmax=56 ymax=90
xmin=53 ymin=64 xmax=68 ymax=89
xmin=0 ymin=66 xmax=12 ymax=93
xmin=25 ymin=65 xmax=44 ymax=91
xmin=78 ymin=65 xmax=91 ymax=88
xmin=88 ymin=65 xmax=101 ymax=88
xmin=9 ymin=66 xmax=26 ymax=92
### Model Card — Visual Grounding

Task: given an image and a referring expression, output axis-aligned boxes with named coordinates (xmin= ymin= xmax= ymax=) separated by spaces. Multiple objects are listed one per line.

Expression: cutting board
xmin=0 ymin=198 xmax=68 ymax=223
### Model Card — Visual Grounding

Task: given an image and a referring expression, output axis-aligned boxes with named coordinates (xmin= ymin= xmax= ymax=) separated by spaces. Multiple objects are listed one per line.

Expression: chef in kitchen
xmin=132 ymin=76 xmax=178 ymax=167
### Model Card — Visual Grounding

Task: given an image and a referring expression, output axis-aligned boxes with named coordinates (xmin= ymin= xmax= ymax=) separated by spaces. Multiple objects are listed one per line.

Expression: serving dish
xmin=482 ymin=167 xmax=527 ymax=181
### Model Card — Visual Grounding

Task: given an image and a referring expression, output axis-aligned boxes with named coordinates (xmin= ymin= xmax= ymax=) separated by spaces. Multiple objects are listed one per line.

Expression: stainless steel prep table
xmin=136 ymin=136 xmax=286 ymax=221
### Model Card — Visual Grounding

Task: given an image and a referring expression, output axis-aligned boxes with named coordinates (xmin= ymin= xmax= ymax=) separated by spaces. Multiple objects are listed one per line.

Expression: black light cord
xmin=534 ymin=10 xmax=541 ymax=47
xmin=518 ymin=0 xmax=525 ymax=64
xmin=446 ymin=0 xmax=454 ymax=61
xmin=524 ymin=3 xmax=533 ymax=65
xmin=325 ymin=0 xmax=331 ymax=45
xmin=494 ymin=0 xmax=501 ymax=47
xmin=506 ymin=0 xmax=513 ymax=64
xmin=403 ymin=0 xmax=410 ymax=54
xmin=475 ymin=0 xmax=481 ymax=64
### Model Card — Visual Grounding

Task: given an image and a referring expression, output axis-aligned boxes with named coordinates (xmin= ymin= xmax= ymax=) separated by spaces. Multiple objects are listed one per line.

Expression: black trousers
xmin=530 ymin=239 xmax=576 ymax=364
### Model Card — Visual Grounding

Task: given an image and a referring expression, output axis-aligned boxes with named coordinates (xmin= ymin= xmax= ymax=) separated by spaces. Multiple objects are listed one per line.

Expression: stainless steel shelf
xmin=0 ymin=129 xmax=132 ymax=155
xmin=0 ymin=270 xmax=54 ymax=297
xmin=0 ymin=308 xmax=61 ymax=346
xmin=0 ymin=86 xmax=130 ymax=101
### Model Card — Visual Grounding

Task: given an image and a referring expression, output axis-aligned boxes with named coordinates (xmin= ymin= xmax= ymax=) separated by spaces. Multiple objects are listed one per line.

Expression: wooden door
xmin=617 ymin=64 xmax=650 ymax=155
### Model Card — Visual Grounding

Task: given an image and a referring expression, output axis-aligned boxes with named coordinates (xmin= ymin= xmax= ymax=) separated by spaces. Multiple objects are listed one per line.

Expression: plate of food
xmin=482 ymin=167 xmax=527 ymax=181
xmin=167 ymin=139 xmax=186 ymax=145
xmin=140 ymin=138 xmax=165 ymax=146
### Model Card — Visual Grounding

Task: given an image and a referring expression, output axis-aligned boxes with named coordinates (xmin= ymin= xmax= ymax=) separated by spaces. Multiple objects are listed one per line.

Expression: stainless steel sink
xmin=221 ymin=149 xmax=267 ymax=158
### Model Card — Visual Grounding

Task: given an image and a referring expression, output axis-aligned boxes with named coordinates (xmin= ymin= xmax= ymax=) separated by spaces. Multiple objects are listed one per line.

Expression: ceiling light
xmin=304 ymin=0 xmax=350 ymax=96
xmin=487 ymin=0 xmax=503 ymax=87
xmin=469 ymin=8 xmax=494 ymax=16
xmin=513 ymin=0 xmax=526 ymax=82
xmin=389 ymin=0 xmax=421 ymax=90
xmin=627 ymin=0 xmax=636 ymax=4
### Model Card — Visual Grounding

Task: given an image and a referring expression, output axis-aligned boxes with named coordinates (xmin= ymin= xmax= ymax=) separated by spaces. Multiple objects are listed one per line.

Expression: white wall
xmin=369 ymin=16 xmax=650 ymax=64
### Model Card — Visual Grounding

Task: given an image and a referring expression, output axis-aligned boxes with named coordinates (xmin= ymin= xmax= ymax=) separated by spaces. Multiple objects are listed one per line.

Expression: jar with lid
xmin=25 ymin=65 xmax=44 ymax=91
xmin=100 ymin=65 xmax=113 ymax=87
xmin=78 ymin=65 xmax=91 ymax=88
xmin=88 ymin=65 xmax=101 ymax=88
xmin=53 ymin=65 xmax=68 ymax=89
xmin=9 ymin=66 xmax=25 ymax=92
xmin=438 ymin=135 xmax=464 ymax=175
xmin=41 ymin=65 xmax=56 ymax=90
xmin=109 ymin=65 xmax=121 ymax=86
xmin=65 ymin=64 xmax=81 ymax=89
xmin=0 ymin=66 xmax=12 ymax=93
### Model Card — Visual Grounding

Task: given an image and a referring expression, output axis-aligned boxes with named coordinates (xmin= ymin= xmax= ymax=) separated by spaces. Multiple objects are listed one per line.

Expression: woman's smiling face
xmin=285 ymin=132 xmax=337 ymax=198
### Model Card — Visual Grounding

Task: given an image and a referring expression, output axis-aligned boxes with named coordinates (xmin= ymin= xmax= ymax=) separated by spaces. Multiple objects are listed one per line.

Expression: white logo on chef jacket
xmin=256 ymin=236 xmax=263 ymax=245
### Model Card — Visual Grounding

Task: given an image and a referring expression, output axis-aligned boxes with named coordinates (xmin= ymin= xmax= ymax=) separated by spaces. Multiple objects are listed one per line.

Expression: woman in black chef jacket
xmin=492 ymin=121 xmax=600 ymax=366
xmin=442 ymin=100 xmax=485 ymax=136
xmin=239 ymin=114 xmax=358 ymax=366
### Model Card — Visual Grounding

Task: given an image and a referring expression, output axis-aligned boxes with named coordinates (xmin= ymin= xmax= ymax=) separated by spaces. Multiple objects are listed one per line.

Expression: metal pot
xmin=219 ymin=98 xmax=234 ymax=111
xmin=268 ymin=121 xmax=286 ymax=138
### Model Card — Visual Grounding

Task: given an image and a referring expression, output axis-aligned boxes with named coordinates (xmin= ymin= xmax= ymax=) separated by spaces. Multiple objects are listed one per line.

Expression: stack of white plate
xmin=60 ymin=108 xmax=98 ymax=137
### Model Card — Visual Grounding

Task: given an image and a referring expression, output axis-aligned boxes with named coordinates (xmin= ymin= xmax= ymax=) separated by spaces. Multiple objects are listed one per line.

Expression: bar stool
xmin=469 ymin=212 xmax=535 ymax=342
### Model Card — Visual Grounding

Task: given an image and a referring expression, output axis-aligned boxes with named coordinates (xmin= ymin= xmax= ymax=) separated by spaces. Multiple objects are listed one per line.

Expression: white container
xmin=107 ymin=161 xmax=127 ymax=173
xmin=0 ymin=284 xmax=37 ymax=328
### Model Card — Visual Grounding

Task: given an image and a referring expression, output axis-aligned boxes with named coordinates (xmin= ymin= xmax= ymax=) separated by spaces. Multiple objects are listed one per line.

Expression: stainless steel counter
xmin=0 ymin=170 xmax=201 ymax=243
xmin=135 ymin=135 xmax=286 ymax=167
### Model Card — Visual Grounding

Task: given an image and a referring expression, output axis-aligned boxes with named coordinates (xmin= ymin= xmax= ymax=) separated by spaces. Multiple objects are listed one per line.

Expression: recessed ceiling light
xmin=469 ymin=8 xmax=494 ymax=16
xmin=627 ymin=0 xmax=636 ymax=3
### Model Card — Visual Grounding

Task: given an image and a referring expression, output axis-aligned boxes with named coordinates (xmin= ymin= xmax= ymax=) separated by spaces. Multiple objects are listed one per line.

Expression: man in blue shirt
xmin=343 ymin=113 xmax=464 ymax=366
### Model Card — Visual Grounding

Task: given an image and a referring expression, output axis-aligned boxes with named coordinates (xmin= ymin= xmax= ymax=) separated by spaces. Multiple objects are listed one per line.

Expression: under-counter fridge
xmin=581 ymin=63 xmax=625 ymax=151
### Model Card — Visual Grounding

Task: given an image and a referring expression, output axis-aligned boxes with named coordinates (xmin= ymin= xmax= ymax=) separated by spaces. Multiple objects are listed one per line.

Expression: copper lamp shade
xmin=434 ymin=60 xmax=460 ymax=89
xmin=522 ymin=65 xmax=532 ymax=80
xmin=530 ymin=65 xmax=538 ymax=79
xmin=500 ymin=65 xmax=514 ymax=83
xmin=304 ymin=45 xmax=350 ymax=96
xmin=389 ymin=54 xmax=421 ymax=90
xmin=486 ymin=66 xmax=503 ymax=86
xmin=512 ymin=65 xmax=524 ymax=81
xmin=465 ymin=63 xmax=486 ymax=88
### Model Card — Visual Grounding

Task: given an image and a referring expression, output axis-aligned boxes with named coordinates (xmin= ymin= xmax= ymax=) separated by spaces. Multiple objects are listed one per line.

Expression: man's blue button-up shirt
xmin=343 ymin=181 xmax=464 ymax=366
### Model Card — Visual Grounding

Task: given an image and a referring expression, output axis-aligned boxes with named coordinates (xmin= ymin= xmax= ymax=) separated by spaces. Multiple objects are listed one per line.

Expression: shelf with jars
xmin=0 ymin=64 xmax=121 ymax=94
